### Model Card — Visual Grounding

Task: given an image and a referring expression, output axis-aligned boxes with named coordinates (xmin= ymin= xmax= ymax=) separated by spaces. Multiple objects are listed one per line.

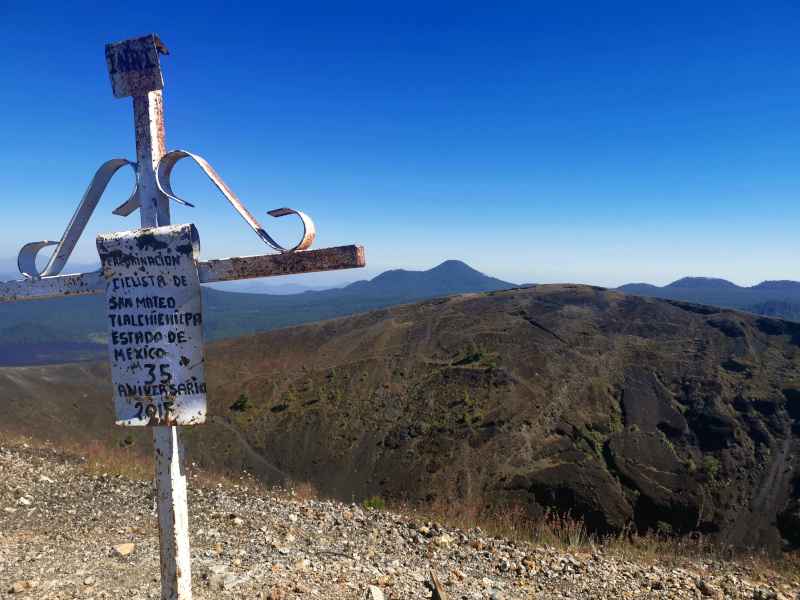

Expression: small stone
xmin=232 ymin=517 xmax=244 ymax=526
xmin=293 ymin=583 xmax=311 ymax=593
xmin=39 ymin=475 xmax=54 ymax=483
xmin=366 ymin=585 xmax=385 ymax=600
xmin=209 ymin=574 xmax=224 ymax=590
xmin=4 ymin=507 xmax=16 ymax=513
xmin=10 ymin=581 xmax=25 ymax=594
xmin=697 ymin=580 xmax=717 ymax=596
xmin=268 ymin=589 xmax=286 ymax=600
xmin=17 ymin=496 xmax=31 ymax=506
xmin=84 ymin=576 xmax=95 ymax=585
xmin=753 ymin=588 xmax=770 ymax=600
xmin=222 ymin=574 xmax=249 ymax=590
xmin=114 ymin=543 xmax=135 ymax=556
xmin=8 ymin=581 xmax=37 ymax=594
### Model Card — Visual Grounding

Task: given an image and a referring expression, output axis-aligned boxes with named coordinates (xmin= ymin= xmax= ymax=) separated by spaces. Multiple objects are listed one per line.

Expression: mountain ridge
xmin=0 ymin=260 xmax=516 ymax=365
xmin=2 ymin=284 xmax=798 ymax=552
xmin=615 ymin=277 xmax=800 ymax=322
xmin=5 ymin=263 xmax=800 ymax=366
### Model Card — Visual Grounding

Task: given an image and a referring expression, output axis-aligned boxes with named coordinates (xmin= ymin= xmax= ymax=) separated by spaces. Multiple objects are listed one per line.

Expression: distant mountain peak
xmin=665 ymin=277 xmax=740 ymax=289
xmin=751 ymin=280 xmax=800 ymax=291
xmin=431 ymin=259 xmax=473 ymax=270
xmin=617 ymin=283 xmax=658 ymax=291
xmin=345 ymin=260 xmax=515 ymax=298
xmin=428 ymin=260 xmax=494 ymax=278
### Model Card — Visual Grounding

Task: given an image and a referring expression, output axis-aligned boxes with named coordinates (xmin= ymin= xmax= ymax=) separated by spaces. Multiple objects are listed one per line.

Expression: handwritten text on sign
xmin=97 ymin=224 xmax=206 ymax=426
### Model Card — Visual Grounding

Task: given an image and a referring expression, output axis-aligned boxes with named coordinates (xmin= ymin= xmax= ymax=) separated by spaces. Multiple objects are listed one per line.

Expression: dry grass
xmin=2 ymin=424 xmax=798 ymax=581
xmin=397 ymin=496 xmax=800 ymax=581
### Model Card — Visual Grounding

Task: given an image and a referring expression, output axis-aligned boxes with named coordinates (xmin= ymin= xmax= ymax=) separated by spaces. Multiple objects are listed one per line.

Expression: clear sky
xmin=0 ymin=1 xmax=797 ymax=289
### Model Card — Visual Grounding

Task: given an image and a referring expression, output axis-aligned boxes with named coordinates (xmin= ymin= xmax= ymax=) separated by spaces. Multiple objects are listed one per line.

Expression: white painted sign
xmin=97 ymin=223 xmax=207 ymax=426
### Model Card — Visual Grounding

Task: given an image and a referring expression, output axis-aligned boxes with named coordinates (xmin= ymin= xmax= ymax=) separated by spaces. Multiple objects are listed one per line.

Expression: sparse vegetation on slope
xmin=2 ymin=426 xmax=799 ymax=594
xmin=2 ymin=285 xmax=800 ymax=556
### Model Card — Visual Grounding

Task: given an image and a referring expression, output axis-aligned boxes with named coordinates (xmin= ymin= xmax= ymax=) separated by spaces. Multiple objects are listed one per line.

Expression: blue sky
xmin=0 ymin=1 xmax=798 ymax=288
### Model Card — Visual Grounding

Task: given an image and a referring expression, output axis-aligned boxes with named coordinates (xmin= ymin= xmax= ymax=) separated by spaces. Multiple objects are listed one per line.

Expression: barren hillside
xmin=1 ymin=284 xmax=799 ymax=552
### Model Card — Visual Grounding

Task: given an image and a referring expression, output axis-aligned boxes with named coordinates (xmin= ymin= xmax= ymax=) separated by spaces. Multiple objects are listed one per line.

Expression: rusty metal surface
xmin=98 ymin=224 xmax=206 ymax=427
xmin=157 ymin=150 xmax=315 ymax=251
xmin=106 ymin=34 xmax=169 ymax=99
xmin=0 ymin=245 xmax=365 ymax=302
xmin=153 ymin=427 xmax=192 ymax=600
xmin=17 ymin=158 xmax=136 ymax=277
xmin=199 ymin=244 xmax=365 ymax=281
xmin=115 ymin=90 xmax=171 ymax=227
xmin=0 ymin=271 xmax=106 ymax=302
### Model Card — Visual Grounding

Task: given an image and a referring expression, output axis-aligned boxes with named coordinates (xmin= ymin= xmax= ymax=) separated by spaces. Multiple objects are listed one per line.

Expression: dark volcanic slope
xmin=200 ymin=285 xmax=800 ymax=551
xmin=2 ymin=285 xmax=800 ymax=552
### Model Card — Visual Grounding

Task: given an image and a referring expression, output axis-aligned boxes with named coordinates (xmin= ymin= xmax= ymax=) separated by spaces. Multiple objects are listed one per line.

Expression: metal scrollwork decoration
xmin=156 ymin=150 xmax=315 ymax=253
xmin=17 ymin=158 xmax=136 ymax=278
xmin=17 ymin=153 xmax=315 ymax=278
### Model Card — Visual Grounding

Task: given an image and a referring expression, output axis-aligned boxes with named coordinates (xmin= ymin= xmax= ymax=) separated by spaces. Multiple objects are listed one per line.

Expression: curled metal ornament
xmin=156 ymin=150 xmax=315 ymax=252
xmin=18 ymin=158 xmax=137 ymax=277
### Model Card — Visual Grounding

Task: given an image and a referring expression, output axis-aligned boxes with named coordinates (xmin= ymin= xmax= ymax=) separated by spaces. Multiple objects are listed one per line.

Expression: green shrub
xmin=281 ymin=389 xmax=295 ymax=408
xmin=230 ymin=391 xmax=254 ymax=412
xmin=363 ymin=496 xmax=386 ymax=510
xmin=702 ymin=455 xmax=719 ymax=483
xmin=657 ymin=521 xmax=674 ymax=536
xmin=465 ymin=340 xmax=486 ymax=363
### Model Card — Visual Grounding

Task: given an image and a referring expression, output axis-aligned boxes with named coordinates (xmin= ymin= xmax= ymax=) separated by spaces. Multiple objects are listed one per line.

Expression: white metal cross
xmin=0 ymin=34 xmax=365 ymax=600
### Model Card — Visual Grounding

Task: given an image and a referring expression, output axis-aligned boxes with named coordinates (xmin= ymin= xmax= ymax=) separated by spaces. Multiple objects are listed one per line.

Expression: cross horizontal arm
xmin=0 ymin=245 xmax=365 ymax=303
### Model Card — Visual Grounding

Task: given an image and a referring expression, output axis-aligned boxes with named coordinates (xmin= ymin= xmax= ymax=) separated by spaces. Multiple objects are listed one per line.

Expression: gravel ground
xmin=2 ymin=442 xmax=799 ymax=600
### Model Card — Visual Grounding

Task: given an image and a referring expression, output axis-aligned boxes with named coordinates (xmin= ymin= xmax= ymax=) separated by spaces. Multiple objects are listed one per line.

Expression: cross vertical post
xmin=133 ymin=90 xmax=170 ymax=227
xmin=106 ymin=34 xmax=191 ymax=599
